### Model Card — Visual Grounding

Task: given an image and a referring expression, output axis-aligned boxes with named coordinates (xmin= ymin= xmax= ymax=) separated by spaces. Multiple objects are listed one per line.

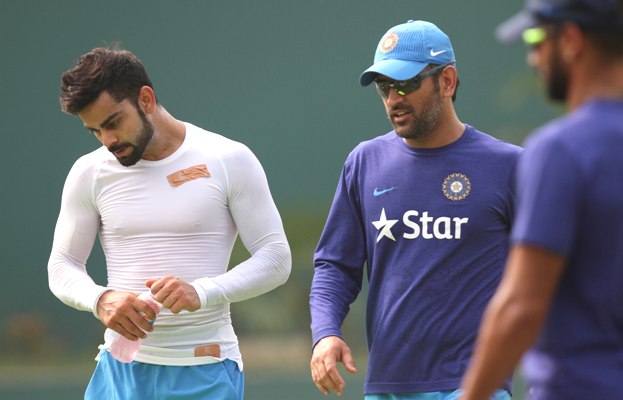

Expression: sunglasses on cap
xmin=374 ymin=63 xmax=453 ymax=98
xmin=522 ymin=26 xmax=548 ymax=47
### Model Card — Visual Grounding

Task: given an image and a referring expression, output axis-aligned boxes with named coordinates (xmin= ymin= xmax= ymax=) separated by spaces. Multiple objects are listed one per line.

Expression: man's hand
xmin=96 ymin=290 xmax=158 ymax=341
xmin=146 ymin=275 xmax=200 ymax=314
xmin=310 ymin=336 xmax=357 ymax=396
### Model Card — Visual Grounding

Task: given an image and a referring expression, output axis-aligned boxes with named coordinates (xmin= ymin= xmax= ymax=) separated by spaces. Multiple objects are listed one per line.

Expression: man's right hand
xmin=96 ymin=291 xmax=158 ymax=341
xmin=310 ymin=336 xmax=357 ymax=396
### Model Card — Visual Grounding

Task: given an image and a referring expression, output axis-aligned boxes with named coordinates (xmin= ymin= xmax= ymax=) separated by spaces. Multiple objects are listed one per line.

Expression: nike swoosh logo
xmin=430 ymin=49 xmax=447 ymax=57
xmin=373 ymin=187 xmax=397 ymax=197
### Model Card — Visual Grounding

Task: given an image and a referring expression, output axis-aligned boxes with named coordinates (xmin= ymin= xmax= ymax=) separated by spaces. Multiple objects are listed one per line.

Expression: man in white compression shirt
xmin=49 ymin=46 xmax=291 ymax=400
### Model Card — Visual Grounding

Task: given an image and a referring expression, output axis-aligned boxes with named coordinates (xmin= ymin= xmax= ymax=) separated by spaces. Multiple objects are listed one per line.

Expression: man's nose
xmin=99 ymin=129 xmax=119 ymax=147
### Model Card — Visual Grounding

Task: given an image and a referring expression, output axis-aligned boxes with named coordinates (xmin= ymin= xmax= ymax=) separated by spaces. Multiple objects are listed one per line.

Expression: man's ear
xmin=559 ymin=23 xmax=584 ymax=64
xmin=138 ymin=86 xmax=157 ymax=114
xmin=440 ymin=65 xmax=458 ymax=98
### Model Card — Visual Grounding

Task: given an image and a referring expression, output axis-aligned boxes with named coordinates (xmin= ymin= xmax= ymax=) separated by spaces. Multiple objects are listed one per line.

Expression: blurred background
xmin=1 ymin=1 xmax=561 ymax=398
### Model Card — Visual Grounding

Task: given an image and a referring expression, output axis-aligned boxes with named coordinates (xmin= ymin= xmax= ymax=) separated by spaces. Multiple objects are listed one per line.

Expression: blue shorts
xmin=365 ymin=389 xmax=510 ymax=400
xmin=85 ymin=350 xmax=244 ymax=400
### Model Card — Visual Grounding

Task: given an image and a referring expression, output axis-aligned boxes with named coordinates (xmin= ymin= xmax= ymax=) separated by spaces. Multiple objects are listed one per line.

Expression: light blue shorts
xmin=365 ymin=389 xmax=510 ymax=400
xmin=85 ymin=350 xmax=244 ymax=400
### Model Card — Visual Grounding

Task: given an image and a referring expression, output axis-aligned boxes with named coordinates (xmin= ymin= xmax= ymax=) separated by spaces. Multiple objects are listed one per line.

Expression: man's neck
xmin=142 ymin=107 xmax=186 ymax=161
xmin=568 ymin=58 xmax=623 ymax=110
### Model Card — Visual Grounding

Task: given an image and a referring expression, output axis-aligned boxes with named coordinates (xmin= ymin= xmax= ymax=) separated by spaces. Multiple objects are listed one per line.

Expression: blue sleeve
xmin=310 ymin=157 xmax=366 ymax=347
xmin=511 ymin=132 xmax=579 ymax=257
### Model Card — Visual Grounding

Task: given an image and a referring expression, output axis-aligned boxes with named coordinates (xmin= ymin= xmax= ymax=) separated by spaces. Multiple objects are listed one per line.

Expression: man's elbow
xmin=491 ymin=294 xmax=549 ymax=343
xmin=274 ymin=241 xmax=292 ymax=286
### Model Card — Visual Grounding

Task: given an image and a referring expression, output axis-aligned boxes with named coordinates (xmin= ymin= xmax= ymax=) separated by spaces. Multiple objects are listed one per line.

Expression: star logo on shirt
xmin=372 ymin=208 xmax=399 ymax=243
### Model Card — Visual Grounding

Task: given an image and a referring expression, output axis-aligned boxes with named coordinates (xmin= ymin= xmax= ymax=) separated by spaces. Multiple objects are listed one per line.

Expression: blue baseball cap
xmin=497 ymin=0 xmax=623 ymax=43
xmin=360 ymin=20 xmax=456 ymax=87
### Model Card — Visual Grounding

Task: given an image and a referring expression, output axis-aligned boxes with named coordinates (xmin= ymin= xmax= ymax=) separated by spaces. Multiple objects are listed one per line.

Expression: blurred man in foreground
xmin=461 ymin=1 xmax=623 ymax=399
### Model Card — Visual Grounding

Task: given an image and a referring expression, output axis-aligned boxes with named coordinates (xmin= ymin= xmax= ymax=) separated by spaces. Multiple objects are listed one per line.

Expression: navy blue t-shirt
xmin=310 ymin=125 xmax=522 ymax=394
xmin=512 ymin=100 xmax=623 ymax=399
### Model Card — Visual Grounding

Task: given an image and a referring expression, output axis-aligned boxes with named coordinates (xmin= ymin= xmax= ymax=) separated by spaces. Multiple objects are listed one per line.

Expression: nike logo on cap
xmin=430 ymin=49 xmax=447 ymax=57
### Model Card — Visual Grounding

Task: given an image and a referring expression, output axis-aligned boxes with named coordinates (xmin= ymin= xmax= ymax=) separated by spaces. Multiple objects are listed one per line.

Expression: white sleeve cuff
xmin=90 ymin=287 xmax=113 ymax=320
xmin=191 ymin=278 xmax=219 ymax=308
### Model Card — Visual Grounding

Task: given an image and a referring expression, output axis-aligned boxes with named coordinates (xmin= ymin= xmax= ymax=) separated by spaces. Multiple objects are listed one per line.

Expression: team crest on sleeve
xmin=442 ymin=173 xmax=471 ymax=201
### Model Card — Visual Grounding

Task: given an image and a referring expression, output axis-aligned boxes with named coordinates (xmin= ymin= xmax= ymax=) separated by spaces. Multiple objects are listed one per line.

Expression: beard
xmin=546 ymin=42 xmax=570 ymax=102
xmin=108 ymin=108 xmax=154 ymax=167
xmin=389 ymin=81 xmax=444 ymax=141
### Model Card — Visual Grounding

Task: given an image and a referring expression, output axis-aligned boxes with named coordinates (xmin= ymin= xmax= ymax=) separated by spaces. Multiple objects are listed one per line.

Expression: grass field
xmin=0 ymin=354 xmax=366 ymax=400
xmin=0 ymin=337 xmax=528 ymax=400
xmin=0 ymin=369 xmax=527 ymax=400
xmin=0 ymin=367 xmax=365 ymax=400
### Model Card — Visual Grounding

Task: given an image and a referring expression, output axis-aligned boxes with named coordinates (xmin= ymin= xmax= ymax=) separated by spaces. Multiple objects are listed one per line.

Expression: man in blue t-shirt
xmin=309 ymin=20 xmax=521 ymax=400
xmin=461 ymin=1 xmax=623 ymax=399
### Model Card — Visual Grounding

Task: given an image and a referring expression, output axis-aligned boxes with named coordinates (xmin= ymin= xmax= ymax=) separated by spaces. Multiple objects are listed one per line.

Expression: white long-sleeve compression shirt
xmin=48 ymin=122 xmax=291 ymax=368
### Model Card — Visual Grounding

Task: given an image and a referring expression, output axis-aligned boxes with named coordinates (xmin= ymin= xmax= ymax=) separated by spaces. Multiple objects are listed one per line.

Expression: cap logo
xmin=380 ymin=32 xmax=399 ymax=53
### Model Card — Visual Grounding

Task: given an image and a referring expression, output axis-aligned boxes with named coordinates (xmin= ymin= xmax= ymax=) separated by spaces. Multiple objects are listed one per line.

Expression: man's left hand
xmin=145 ymin=275 xmax=201 ymax=313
